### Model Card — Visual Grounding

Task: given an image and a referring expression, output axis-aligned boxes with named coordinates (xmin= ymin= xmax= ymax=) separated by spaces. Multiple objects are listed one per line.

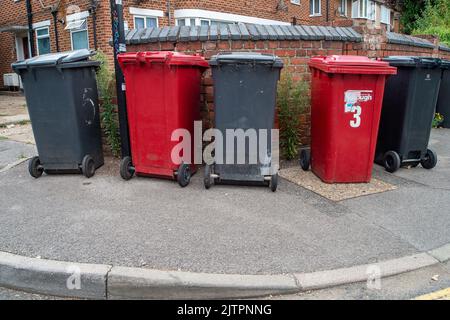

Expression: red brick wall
xmin=127 ymin=38 xmax=450 ymax=146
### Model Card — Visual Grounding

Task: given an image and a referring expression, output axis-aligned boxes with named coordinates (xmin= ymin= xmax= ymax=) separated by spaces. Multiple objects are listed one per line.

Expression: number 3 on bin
xmin=350 ymin=105 xmax=361 ymax=128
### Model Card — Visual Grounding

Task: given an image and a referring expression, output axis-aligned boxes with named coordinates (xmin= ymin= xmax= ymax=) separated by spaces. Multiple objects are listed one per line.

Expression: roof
xmin=386 ymin=32 xmax=435 ymax=49
xmin=122 ymin=24 xmax=363 ymax=44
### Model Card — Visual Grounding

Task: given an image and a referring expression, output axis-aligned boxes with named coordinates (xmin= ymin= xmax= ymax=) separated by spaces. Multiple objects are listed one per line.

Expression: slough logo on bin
xmin=344 ymin=90 xmax=373 ymax=128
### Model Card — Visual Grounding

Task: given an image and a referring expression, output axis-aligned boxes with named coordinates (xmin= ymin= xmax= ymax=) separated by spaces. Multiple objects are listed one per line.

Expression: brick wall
xmin=126 ymin=33 xmax=450 ymax=146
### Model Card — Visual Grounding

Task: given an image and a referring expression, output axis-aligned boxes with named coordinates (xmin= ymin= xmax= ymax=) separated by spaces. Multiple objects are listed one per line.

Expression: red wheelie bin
xmin=118 ymin=51 xmax=208 ymax=186
xmin=299 ymin=56 xmax=396 ymax=183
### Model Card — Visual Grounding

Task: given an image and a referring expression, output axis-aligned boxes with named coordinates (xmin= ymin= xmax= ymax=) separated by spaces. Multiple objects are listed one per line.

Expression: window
xmin=65 ymin=19 xmax=89 ymax=50
xmin=381 ymin=5 xmax=391 ymax=25
xmin=338 ymin=0 xmax=348 ymax=16
xmin=35 ymin=27 xmax=50 ymax=55
xmin=200 ymin=19 xmax=210 ymax=26
xmin=310 ymin=0 xmax=321 ymax=16
xmin=134 ymin=16 xmax=158 ymax=29
xmin=291 ymin=0 xmax=300 ymax=5
xmin=352 ymin=0 xmax=375 ymax=20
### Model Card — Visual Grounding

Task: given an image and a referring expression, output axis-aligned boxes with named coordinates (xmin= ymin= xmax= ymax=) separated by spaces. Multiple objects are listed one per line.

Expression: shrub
xmin=94 ymin=51 xmax=121 ymax=157
xmin=277 ymin=74 xmax=310 ymax=160
xmin=413 ymin=0 xmax=450 ymax=46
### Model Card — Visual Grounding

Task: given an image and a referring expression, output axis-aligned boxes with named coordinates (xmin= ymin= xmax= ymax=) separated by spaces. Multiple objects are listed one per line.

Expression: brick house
xmin=0 ymin=0 xmax=399 ymax=88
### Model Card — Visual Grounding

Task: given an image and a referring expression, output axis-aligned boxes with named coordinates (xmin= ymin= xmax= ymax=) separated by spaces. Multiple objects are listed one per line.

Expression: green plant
xmin=94 ymin=51 xmax=121 ymax=157
xmin=277 ymin=74 xmax=310 ymax=160
xmin=432 ymin=112 xmax=444 ymax=128
xmin=413 ymin=0 xmax=450 ymax=46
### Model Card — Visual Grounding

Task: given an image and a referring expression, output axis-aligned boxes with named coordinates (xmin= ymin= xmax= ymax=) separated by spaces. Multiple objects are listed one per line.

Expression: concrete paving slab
xmin=0 ymin=139 xmax=36 ymax=170
xmin=280 ymin=167 xmax=396 ymax=201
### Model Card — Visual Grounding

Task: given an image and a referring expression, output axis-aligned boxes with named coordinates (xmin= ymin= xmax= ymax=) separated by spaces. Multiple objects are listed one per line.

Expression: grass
xmin=0 ymin=136 xmax=7 ymax=140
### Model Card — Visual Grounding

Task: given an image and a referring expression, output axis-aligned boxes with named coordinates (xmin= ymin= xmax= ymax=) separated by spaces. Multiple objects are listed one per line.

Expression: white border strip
xmin=66 ymin=11 xmax=90 ymax=23
xmin=32 ymin=20 xmax=50 ymax=29
xmin=174 ymin=9 xmax=290 ymax=25
xmin=129 ymin=7 xmax=164 ymax=18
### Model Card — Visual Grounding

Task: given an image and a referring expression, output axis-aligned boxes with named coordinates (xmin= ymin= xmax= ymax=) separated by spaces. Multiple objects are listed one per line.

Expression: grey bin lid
xmin=12 ymin=49 xmax=98 ymax=70
xmin=209 ymin=52 xmax=283 ymax=68
xmin=383 ymin=56 xmax=441 ymax=68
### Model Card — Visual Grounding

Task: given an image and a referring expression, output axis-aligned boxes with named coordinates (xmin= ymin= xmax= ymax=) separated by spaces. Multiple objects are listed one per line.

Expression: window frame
xmin=338 ymin=0 xmax=348 ymax=17
xmin=35 ymin=26 xmax=50 ymax=55
xmin=380 ymin=5 xmax=391 ymax=25
xmin=352 ymin=0 xmax=375 ymax=20
xmin=309 ymin=0 xmax=321 ymax=17
xmin=133 ymin=15 xmax=159 ymax=29
xmin=69 ymin=20 xmax=89 ymax=51
xmin=290 ymin=0 xmax=300 ymax=5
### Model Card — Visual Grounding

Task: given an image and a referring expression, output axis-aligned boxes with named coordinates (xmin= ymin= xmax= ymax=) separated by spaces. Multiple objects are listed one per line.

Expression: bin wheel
xmin=28 ymin=156 xmax=43 ymax=178
xmin=383 ymin=151 xmax=401 ymax=173
xmin=81 ymin=155 xmax=96 ymax=178
xmin=270 ymin=173 xmax=278 ymax=192
xmin=204 ymin=164 xmax=213 ymax=189
xmin=120 ymin=156 xmax=135 ymax=180
xmin=177 ymin=163 xmax=191 ymax=188
xmin=421 ymin=149 xmax=437 ymax=170
xmin=299 ymin=149 xmax=311 ymax=171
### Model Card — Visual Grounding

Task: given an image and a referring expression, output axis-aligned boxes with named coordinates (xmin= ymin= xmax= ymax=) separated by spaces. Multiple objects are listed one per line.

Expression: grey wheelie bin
xmin=375 ymin=56 xmax=442 ymax=173
xmin=12 ymin=49 xmax=104 ymax=178
xmin=205 ymin=53 xmax=283 ymax=192
xmin=436 ymin=60 xmax=450 ymax=128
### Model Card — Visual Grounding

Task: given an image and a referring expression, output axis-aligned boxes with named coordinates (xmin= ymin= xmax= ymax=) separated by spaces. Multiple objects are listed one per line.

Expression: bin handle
xmin=419 ymin=57 xmax=441 ymax=67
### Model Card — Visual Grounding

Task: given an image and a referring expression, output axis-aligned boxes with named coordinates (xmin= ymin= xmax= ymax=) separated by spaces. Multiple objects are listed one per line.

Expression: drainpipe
xmin=26 ymin=0 xmax=35 ymax=57
xmin=109 ymin=0 xmax=131 ymax=158
xmin=51 ymin=10 xmax=60 ymax=52
xmin=89 ymin=1 xmax=99 ymax=50
xmin=326 ymin=0 xmax=330 ymax=23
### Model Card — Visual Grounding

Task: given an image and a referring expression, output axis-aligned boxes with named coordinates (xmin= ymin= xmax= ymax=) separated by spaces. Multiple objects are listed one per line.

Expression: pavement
xmin=0 ymin=98 xmax=450 ymax=299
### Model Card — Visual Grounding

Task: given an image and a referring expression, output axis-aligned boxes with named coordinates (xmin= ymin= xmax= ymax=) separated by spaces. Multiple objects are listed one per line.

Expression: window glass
xmin=190 ymin=18 xmax=196 ymax=26
xmin=72 ymin=30 xmax=88 ymax=50
xmin=200 ymin=19 xmax=210 ymax=26
xmin=134 ymin=17 xmax=145 ymax=29
xmin=146 ymin=17 xmax=157 ymax=28
xmin=35 ymin=27 xmax=50 ymax=55
xmin=310 ymin=0 xmax=321 ymax=15
xmin=177 ymin=19 xmax=186 ymax=26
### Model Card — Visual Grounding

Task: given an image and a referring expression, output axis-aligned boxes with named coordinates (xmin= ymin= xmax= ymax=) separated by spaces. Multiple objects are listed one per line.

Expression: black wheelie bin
xmin=205 ymin=53 xmax=283 ymax=192
xmin=12 ymin=49 xmax=104 ymax=178
xmin=375 ymin=56 xmax=442 ymax=172
xmin=436 ymin=60 xmax=450 ymax=128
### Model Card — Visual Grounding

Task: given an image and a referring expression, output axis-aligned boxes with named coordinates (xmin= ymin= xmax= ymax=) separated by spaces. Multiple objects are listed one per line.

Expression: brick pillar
xmin=353 ymin=21 xmax=387 ymax=58
xmin=414 ymin=35 xmax=441 ymax=58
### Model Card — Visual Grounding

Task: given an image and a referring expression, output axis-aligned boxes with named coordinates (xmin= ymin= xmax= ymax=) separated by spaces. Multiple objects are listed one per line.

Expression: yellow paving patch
xmin=279 ymin=167 xmax=397 ymax=202
xmin=415 ymin=287 xmax=450 ymax=300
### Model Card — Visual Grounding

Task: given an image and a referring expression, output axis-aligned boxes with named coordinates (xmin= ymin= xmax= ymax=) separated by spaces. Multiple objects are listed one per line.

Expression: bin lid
xmin=309 ymin=55 xmax=397 ymax=75
xmin=12 ymin=49 xmax=98 ymax=70
xmin=209 ymin=52 xmax=284 ymax=68
xmin=383 ymin=56 xmax=441 ymax=68
xmin=117 ymin=51 xmax=209 ymax=68
xmin=440 ymin=59 xmax=450 ymax=70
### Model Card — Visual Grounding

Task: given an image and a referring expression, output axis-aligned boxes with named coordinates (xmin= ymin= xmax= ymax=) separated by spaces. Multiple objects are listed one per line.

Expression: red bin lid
xmin=118 ymin=51 xmax=209 ymax=68
xmin=309 ymin=55 xmax=397 ymax=75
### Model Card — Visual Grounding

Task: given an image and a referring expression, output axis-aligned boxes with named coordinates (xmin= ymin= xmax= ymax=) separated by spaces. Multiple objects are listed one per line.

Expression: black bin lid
xmin=12 ymin=49 xmax=99 ymax=71
xmin=383 ymin=56 xmax=441 ymax=68
xmin=441 ymin=59 xmax=450 ymax=70
xmin=209 ymin=52 xmax=283 ymax=68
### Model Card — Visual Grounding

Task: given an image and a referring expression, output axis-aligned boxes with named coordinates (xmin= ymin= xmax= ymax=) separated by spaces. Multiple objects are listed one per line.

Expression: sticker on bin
xmin=344 ymin=90 xmax=373 ymax=128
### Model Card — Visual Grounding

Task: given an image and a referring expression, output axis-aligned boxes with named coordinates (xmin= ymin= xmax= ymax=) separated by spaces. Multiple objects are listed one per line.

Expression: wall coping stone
xmin=122 ymin=24 xmax=363 ymax=44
